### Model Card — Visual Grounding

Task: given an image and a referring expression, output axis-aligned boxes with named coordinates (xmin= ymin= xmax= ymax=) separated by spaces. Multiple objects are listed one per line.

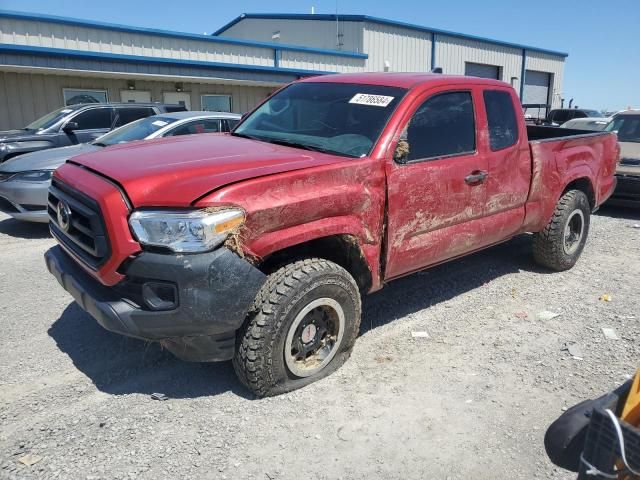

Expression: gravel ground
xmin=0 ymin=206 xmax=639 ymax=480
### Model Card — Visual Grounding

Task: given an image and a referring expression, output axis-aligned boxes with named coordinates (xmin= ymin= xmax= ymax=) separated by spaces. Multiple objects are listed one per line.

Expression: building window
xmin=201 ymin=95 xmax=232 ymax=112
xmin=63 ymin=88 xmax=108 ymax=106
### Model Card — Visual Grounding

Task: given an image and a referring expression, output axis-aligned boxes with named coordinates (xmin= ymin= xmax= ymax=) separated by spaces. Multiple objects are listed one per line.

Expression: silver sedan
xmin=0 ymin=111 xmax=241 ymax=222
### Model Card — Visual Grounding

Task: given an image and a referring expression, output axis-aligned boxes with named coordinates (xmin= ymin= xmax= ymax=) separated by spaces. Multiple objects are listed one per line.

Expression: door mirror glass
xmin=63 ymin=121 xmax=79 ymax=132
xmin=393 ymin=136 xmax=410 ymax=163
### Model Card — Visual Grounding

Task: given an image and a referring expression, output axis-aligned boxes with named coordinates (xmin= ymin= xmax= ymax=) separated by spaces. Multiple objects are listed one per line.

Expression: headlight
xmin=129 ymin=208 xmax=245 ymax=253
xmin=12 ymin=170 xmax=54 ymax=182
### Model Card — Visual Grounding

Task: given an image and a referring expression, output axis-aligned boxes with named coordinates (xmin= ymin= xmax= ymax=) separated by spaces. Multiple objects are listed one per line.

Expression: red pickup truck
xmin=44 ymin=73 xmax=619 ymax=396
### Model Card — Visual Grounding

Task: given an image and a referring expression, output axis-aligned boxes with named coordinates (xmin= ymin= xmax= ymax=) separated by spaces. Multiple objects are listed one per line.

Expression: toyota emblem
xmin=56 ymin=201 xmax=72 ymax=232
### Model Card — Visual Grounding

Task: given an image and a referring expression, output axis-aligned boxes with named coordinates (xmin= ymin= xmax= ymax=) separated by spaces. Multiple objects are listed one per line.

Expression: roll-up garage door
xmin=523 ymin=70 xmax=551 ymax=105
xmin=465 ymin=62 xmax=500 ymax=79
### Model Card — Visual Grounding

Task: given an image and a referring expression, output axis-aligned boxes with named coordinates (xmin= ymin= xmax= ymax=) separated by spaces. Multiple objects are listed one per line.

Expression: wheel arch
xmin=257 ymin=234 xmax=373 ymax=294
xmin=563 ymin=176 xmax=596 ymax=210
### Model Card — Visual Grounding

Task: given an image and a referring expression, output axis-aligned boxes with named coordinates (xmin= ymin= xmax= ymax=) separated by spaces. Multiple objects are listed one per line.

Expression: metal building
xmin=215 ymin=14 xmax=567 ymax=109
xmin=0 ymin=9 xmax=567 ymax=130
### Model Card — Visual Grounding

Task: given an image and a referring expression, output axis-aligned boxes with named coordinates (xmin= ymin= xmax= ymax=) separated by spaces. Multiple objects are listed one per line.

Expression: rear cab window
xmin=483 ymin=90 xmax=519 ymax=150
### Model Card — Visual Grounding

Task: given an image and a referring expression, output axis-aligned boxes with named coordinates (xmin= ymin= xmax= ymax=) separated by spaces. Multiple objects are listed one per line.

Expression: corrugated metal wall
xmin=363 ymin=22 xmax=431 ymax=72
xmin=0 ymin=16 xmax=366 ymax=74
xmin=219 ymin=18 xmax=364 ymax=53
xmin=436 ymin=35 xmax=522 ymax=90
xmin=0 ymin=71 xmax=274 ymax=130
xmin=0 ymin=18 xmax=274 ymax=66
xmin=525 ymin=51 xmax=565 ymax=108
xmin=278 ymin=51 xmax=364 ymax=72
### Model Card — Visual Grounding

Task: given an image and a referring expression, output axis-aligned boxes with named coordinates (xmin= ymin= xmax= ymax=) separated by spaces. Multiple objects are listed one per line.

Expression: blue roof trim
xmin=0 ymin=43 xmax=336 ymax=77
xmin=214 ymin=13 xmax=569 ymax=58
xmin=0 ymin=9 xmax=367 ymax=59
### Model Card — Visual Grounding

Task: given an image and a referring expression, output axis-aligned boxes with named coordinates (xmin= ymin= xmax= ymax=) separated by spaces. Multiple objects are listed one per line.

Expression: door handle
xmin=465 ymin=170 xmax=488 ymax=186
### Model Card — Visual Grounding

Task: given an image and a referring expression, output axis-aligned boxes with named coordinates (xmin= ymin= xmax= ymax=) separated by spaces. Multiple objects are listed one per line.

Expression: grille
xmin=615 ymin=174 xmax=640 ymax=196
xmin=47 ymin=178 xmax=110 ymax=268
xmin=0 ymin=196 xmax=19 ymax=213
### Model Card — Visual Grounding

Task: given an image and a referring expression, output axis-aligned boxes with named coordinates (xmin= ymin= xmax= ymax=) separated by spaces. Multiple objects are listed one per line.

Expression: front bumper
xmin=0 ymin=179 xmax=49 ymax=222
xmin=45 ymin=245 xmax=266 ymax=362
xmin=608 ymin=173 xmax=640 ymax=206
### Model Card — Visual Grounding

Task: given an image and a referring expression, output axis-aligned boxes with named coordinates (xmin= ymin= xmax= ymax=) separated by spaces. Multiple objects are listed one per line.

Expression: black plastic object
xmin=577 ymin=407 xmax=640 ymax=479
xmin=545 ymin=381 xmax=631 ymax=472
xmin=44 ymin=245 xmax=267 ymax=362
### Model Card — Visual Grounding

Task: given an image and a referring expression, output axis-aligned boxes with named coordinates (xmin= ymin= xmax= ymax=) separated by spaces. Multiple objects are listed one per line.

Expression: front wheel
xmin=233 ymin=258 xmax=361 ymax=397
xmin=533 ymin=189 xmax=591 ymax=271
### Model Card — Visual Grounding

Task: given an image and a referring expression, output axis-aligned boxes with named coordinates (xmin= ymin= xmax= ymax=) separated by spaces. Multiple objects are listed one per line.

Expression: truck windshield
xmin=25 ymin=106 xmax=76 ymax=131
xmin=92 ymin=116 xmax=178 ymax=146
xmin=234 ymin=82 xmax=407 ymax=158
xmin=605 ymin=115 xmax=640 ymax=143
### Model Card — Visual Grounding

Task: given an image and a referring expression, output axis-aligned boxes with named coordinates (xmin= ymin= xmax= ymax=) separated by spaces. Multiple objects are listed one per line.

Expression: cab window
xmin=397 ymin=91 xmax=476 ymax=162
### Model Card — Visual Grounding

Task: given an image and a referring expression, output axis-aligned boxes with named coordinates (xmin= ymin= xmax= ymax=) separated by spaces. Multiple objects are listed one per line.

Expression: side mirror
xmin=393 ymin=139 xmax=410 ymax=163
xmin=63 ymin=121 xmax=79 ymax=133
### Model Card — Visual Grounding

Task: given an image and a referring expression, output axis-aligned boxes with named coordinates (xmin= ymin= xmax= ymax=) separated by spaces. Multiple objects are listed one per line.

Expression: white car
xmin=560 ymin=117 xmax=611 ymax=131
xmin=0 ymin=111 xmax=241 ymax=222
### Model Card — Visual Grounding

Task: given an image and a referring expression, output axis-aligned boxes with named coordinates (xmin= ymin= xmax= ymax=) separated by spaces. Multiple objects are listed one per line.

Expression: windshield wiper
xmin=263 ymin=138 xmax=360 ymax=158
xmin=233 ymin=132 xmax=359 ymax=157
xmin=231 ymin=132 xmax=262 ymax=141
xmin=92 ymin=142 xmax=107 ymax=147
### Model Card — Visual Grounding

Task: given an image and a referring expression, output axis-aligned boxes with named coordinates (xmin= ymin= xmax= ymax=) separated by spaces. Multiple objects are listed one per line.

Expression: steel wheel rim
xmin=563 ymin=209 xmax=585 ymax=255
xmin=284 ymin=298 xmax=345 ymax=378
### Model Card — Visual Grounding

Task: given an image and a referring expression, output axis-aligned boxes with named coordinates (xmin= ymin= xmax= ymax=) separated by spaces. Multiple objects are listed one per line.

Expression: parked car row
xmin=0 ymin=109 xmax=241 ymax=222
xmin=0 ymin=103 xmax=187 ymax=163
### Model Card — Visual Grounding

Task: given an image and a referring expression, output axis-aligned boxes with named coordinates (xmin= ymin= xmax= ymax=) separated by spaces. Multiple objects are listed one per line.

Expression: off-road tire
xmin=233 ymin=258 xmax=361 ymax=397
xmin=533 ymin=189 xmax=591 ymax=271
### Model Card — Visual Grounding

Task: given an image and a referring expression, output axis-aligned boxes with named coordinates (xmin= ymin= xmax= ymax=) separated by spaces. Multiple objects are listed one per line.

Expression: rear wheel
xmin=233 ymin=258 xmax=361 ymax=397
xmin=533 ymin=190 xmax=591 ymax=271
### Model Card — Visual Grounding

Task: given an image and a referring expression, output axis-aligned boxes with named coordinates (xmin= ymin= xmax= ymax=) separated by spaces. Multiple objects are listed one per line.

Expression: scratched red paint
xmin=52 ymin=73 xmax=619 ymax=291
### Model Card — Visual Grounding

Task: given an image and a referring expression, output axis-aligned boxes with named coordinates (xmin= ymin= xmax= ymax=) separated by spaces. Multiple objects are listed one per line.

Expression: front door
xmin=163 ymin=92 xmax=191 ymax=110
xmin=384 ymin=88 xmax=489 ymax=279
xmin=120 ymin=90 xmax=152 ymax=103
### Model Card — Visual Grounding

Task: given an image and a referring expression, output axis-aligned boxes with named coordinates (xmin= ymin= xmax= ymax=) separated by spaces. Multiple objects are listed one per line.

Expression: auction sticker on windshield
xmin=349 ymin=93 xmax=395 ymax=107
xmin=152 ymin=120 xmax=169 ymax=127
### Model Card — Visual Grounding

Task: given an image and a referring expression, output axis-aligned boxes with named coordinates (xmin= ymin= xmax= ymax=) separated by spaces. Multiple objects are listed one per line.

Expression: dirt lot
xmin=0 ymin=206 xmax=639 ymax=480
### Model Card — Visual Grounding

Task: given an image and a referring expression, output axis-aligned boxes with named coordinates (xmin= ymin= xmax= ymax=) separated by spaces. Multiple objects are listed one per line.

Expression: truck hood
xmin=0 ymin=143 xmax=101 ymax=173
xmin=0 ymin=129 xmax=41 ymax=143
xmin=68 ymin=134 xmax=349 ymax=207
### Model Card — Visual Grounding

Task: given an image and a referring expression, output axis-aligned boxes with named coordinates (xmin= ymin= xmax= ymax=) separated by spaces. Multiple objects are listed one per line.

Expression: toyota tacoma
xmin=44 ymin=73 xmax=619 ymax=396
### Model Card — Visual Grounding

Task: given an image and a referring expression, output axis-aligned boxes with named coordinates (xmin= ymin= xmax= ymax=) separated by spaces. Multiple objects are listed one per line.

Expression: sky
xmin=1 ymin=0 xmax=638 ymax=111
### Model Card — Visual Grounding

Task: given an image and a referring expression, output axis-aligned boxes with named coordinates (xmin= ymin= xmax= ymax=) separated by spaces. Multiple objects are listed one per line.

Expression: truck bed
xmin=526 ymin=125 xmax=609 ymax=142
xmin=522 ymin=127 xmax=619 ymax=233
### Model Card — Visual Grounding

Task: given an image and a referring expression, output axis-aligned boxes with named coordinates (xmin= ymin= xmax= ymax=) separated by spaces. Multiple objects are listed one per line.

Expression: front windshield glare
xmin=605 ymin=115 xmax=640 ymax=142
xmin=234 ymin=82 xmax=407 ymax=158
xmin=94 ymin=116 xmax=177 ymax=146
xmin=25 ymin=106 xmax=75 ymax=131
